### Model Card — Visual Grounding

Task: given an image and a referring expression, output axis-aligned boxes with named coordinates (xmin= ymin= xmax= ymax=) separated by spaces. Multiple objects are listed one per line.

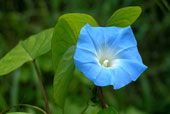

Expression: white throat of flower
xmin=97 ymin=45 xmax=115 ymax=68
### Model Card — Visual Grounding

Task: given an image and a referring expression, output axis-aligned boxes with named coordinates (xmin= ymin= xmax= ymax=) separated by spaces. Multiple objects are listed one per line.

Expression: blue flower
xmin=74 ymin=24 xmax=147 ymax=89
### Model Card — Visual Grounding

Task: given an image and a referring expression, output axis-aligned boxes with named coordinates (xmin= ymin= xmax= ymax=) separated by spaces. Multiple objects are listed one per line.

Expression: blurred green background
xmin=0 ymin=0 xmax=170 ymax=114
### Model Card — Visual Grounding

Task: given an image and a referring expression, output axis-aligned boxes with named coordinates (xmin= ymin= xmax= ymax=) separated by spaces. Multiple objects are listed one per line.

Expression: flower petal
xmin=111 ymin=65 xmax=132 ymax=89
xmin=76 ymin=24 xmax=97 ymax=54
xmin=74 ymin=47 xmax=97 ymax=63
xmin=111 ymin=26 xmax=137 ymax=53
xmin=93 ymin=64 xmax=132 ymax=89
xmin=74 ymin=61 xmax=102 ymax=81
xmin=84 ymin=24 xmax=104 ymax=49
xmin=102 ymin=26 xmax=125 ymax=46
xmin=94 ymin=59 xmax=147 ymax=89
xmin=84 ymin=24 xmax=123 ymax=48
xmin=94 ymin=67 xmax=114 ymax=86
xmin=114 ymin=46 xmax=143 ymax=62
xmin=113 ymin=59 xmax=147 ymax=81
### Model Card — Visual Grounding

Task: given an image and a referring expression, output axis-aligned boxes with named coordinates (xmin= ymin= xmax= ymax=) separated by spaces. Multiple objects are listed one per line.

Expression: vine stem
xmin=96 ymin=86 xmax=108 ymax=108
xmin=0 ymin=104 xmax=47 ymax=114
xmin=32 ymin=60 xmax=51 ymax=114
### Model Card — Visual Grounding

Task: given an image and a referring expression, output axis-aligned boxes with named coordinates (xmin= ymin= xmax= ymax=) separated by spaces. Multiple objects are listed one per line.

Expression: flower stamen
xmin=102 ymin=59 xmax=109 ymax=67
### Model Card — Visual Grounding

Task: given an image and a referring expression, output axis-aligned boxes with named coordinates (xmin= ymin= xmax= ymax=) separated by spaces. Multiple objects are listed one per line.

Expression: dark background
xmin=0 ymin=0 xmax=170 ymax=114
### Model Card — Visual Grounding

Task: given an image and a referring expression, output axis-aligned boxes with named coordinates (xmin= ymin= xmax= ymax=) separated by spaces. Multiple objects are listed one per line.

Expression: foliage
xmin=51 ymin=13 xmax=98 ymax=69
xmin=53 ymin=46 xmax=75 ymax=108
xmin=0 ymin=28 xmax=53 ymax=76
xmin=106 ymin=6 xmax=142 ymax=27
xmin=0 ymin=0 xmax=170 ymax=114
xmin=0 ymin=5 xmax=141 ymax=113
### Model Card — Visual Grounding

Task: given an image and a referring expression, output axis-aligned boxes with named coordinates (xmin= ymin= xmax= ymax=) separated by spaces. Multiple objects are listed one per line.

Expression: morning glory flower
xmin=74 ymin=24 xmax=147 ymax=89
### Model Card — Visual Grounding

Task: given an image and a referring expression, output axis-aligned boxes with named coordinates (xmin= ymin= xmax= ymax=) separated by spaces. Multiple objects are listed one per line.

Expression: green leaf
xmin=20 ymin=28 xmax=53 ymax=58
xmin=51 ymin=13 xmax=98 ymax=70
xmin=0 ymin=28 xmax=53 ymax=76
xmin=97 ymin=107 xmax=118 ymax=114
xmin=106 ymin=6 xmax=142 ymax=27
xmin=6 ymin=112 xmax=31 ymax=114
xmin=53 ymin=46 xmax=75 ymax=108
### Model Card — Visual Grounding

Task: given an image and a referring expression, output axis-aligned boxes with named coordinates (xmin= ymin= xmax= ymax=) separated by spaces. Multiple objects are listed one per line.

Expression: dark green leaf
xmin=106 ymin=6 xmax=142 ymax=27
xmin=51 ymin=13 xmax=98 ymax=70
xmin=53 ymin=46 xmax=75 ymax=108
xmin=0 ymin=28 xmax=53 ymax=76
xmin=97 ymin=107 xmax=118 ymax=114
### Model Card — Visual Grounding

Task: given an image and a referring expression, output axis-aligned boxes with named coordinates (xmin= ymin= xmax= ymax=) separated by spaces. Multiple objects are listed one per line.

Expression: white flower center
xmin=97 ymin=45 xmax=115 ymax=68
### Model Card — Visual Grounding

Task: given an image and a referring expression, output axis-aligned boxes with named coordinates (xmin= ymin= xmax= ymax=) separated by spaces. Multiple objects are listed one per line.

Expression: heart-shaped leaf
xmin=0 ymin=28 xmax=53 ymax=76
xmin=106 ymin=6 xmax=142 ymax=27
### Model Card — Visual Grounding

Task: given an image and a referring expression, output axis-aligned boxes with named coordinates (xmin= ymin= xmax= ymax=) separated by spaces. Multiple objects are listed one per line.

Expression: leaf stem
xmin=32 ymin=60 xmax=51 ymax=114
xmin=96 ymin=86 xmax=108 ymax=108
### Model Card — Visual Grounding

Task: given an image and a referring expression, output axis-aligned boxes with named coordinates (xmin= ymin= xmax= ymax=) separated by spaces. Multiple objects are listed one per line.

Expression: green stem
xmin=0 ymin=104 xmax=47 ymax=114
xmin=32 ymin=60 xmax=51 ymax=114
xmin=96 ymin=86 xmax=108 ymax=108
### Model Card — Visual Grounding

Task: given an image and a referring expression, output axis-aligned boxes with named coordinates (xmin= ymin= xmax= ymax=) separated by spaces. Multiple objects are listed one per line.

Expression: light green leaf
xmin=59 ymin=13 xmax=98 ymax=40
xmin=53 ymin=46 xmax=75 ymax=108
xmin=6 ymin=112 xmax=31 ymax=114
xmin=51 ymin=13 xmax=98 ymax=70
xmin=20 ymin=28 xmax=53 ymax=58
xmin=97 ymin=107 xmax=118 ymax=114
xmin=0 ymin=28 xmax=53 ymax=76
xmin=106 ymin=6 xmax=142 ymax=27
